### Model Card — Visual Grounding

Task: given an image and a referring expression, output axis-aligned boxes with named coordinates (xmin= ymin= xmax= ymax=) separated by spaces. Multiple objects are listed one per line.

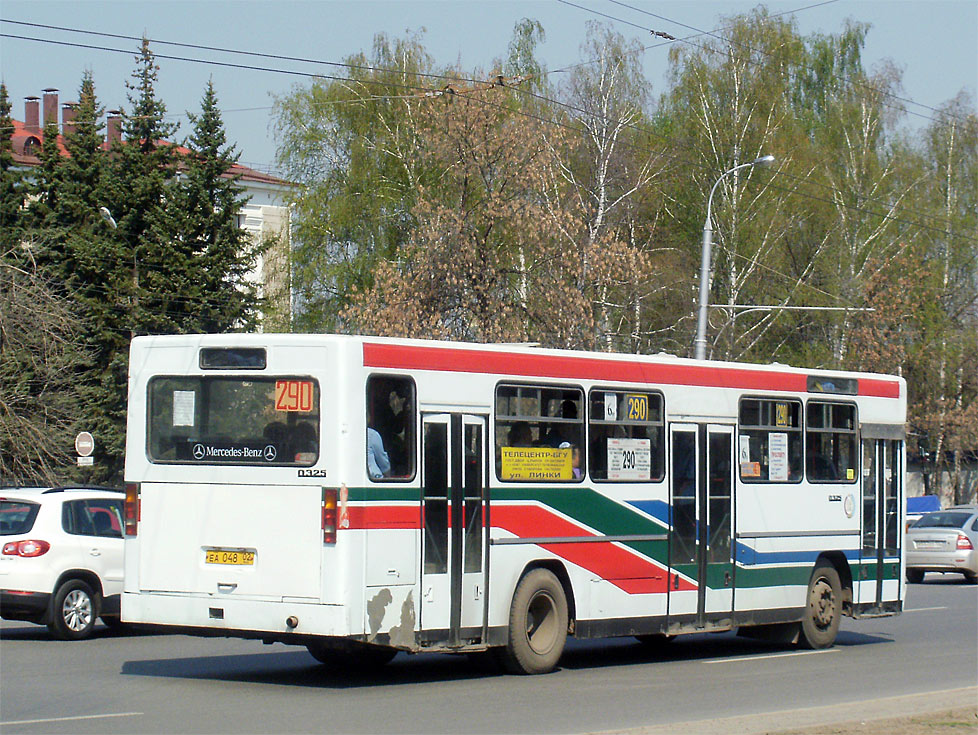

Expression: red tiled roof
xmin=8 ymin=117 xmax=288 ymax=186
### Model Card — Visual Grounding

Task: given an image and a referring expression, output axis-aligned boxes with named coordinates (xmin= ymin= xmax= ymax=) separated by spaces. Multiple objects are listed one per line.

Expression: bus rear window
xmin=148 ymin=377 xmax=321 ymax=466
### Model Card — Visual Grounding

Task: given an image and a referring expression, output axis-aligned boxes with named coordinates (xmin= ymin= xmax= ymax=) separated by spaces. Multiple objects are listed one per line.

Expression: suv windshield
xmin=912 ymin=511 xmax=972 ymax=529
xmin=0 ymin=500 xmax=41 ymax=535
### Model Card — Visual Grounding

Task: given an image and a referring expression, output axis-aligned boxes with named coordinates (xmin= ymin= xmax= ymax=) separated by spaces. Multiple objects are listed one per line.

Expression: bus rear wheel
xmin=799 ymin=562 xmax=841 ymax=649
xmin=498 ymin=568 xmax=568 ymax=675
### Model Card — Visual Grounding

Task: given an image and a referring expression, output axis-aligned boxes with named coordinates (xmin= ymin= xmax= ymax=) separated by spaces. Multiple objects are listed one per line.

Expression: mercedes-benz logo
xmin=263 ymin=444 xmax=277 ymax=461
xmin=192 ymin=443 xmax=206 ymax=460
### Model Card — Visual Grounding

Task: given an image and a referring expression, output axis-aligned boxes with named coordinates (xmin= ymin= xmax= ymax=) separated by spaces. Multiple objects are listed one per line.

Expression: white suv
xmin=1 ymin=486 xmax=125 ymax=639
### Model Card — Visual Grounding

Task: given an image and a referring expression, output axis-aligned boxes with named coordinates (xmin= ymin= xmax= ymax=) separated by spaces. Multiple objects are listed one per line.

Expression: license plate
xmin=205 ymin=549 xmax=255 ymax=565
xmin=915 ymin=541 xmax=942 ymax=549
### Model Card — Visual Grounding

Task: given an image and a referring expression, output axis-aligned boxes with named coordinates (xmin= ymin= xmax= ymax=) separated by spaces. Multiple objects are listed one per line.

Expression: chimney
xmin=25 ymin=96 xmax=40 ymax=132
xmin=106 ymin=110 xmax=122 ymax=146
xmin=62 ymin=103 xmax=78 ymax=137
xmin=42 ymin=88 xmax=59 ymax=128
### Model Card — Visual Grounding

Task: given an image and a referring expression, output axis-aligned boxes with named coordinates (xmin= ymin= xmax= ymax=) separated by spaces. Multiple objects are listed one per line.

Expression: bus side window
xmin=366 ymin=375 xmax=417 ymax=481
xmin=588 ymin=389 xmax=664 ymax=482
xmin=738 ymin=398 xmax=803 ymax=483
xmin=495 ymin=384 xmax=583 ymax=482
xmin=806 ymin=401 xmax=857 ymax=483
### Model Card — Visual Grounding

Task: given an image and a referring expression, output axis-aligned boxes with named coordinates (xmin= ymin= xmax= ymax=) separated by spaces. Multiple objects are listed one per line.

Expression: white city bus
xmin=122 ymin=334 xmax=905 ymax=674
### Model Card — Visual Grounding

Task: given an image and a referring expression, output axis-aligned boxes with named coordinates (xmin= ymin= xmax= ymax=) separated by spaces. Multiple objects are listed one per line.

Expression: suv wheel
xmin=48 ymin=580 xmax=99 ymax=640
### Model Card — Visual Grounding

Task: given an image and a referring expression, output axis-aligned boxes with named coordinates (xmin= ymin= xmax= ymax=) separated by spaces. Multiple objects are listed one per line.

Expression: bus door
xmin=859 ymin=436 xmax=903 ymax=607
xmin=669 ymin=423 xmax=735 ymax=627
xmin=420 ymin=413 xmax=488 ymax=647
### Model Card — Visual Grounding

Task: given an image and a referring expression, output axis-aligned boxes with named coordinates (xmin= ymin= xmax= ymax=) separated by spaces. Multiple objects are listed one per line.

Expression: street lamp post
xmin=692 ymin=154 xmax=775 ymax=361
xmin=99 ymin=206 xmax=117 ymax=230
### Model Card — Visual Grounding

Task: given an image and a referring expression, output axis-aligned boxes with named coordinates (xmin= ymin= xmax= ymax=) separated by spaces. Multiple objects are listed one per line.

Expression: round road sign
xmin=75 ymin=431 xmax=95 ymax=457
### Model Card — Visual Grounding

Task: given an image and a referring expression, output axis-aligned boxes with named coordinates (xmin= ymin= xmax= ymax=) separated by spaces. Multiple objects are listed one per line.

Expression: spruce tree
xmin=175 ymin=79 xmax=262 ymax=332
xmin=26 ymin=118 xmax=64 ymax=234
xmin=93 ymin=37 xmax=182 ymax=480
xmin=0 ymin=83 xmax=25 ymax=252
xmin=0 ymin=83 xmax=87 ymax=484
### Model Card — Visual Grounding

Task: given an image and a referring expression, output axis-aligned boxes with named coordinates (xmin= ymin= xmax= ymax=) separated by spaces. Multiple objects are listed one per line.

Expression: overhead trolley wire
xmin=556 ymin=0 xmax=973 ymax=127
xmin=1 ymin=18 xmax=974 ymax=245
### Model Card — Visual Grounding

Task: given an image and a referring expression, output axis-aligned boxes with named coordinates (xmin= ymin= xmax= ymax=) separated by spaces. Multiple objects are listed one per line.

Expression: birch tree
xmin=660 ymin=9 xmax=809 ymax=361
xmin=551 ymin=22 xmax=668 ymax=352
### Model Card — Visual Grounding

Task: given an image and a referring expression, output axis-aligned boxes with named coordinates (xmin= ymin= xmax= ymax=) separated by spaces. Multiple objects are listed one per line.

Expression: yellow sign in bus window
xmin=501 ymin=447 xmax=573 ymax=481
xmin=625 ymin=394 xmax=648 ymax=421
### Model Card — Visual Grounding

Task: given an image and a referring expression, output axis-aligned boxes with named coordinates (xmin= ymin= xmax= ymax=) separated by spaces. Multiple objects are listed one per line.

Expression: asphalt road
xmin=1 ymin=576 xmax=975 ymax=734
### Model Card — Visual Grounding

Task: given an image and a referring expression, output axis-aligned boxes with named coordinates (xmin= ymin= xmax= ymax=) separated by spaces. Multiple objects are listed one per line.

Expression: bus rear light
xmin=322 ymin=488 xmax=338 ymax=545
xmin=957 ymin=533 xmax=973 ymax=550
xmin=124 ymin=483 xmax=140 ymax=537
xmin=2 ymin=539 xmax=50 ymax=557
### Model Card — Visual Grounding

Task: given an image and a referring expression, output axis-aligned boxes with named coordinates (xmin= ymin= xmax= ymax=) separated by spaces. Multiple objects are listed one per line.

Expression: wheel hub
xmin=810 ymin=579 xmax=835 ymax=629
xmin=63 ymin=590 xmax=93 ymax=632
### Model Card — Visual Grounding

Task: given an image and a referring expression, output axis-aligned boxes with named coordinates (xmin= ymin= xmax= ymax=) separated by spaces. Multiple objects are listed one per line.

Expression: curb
xmin=591 ymin=686 xmax=978 ymax=735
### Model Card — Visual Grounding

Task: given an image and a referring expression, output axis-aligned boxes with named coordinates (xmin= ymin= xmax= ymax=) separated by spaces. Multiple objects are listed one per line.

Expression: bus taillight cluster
xmin=322 ymin=488 xmax=338 ymax=544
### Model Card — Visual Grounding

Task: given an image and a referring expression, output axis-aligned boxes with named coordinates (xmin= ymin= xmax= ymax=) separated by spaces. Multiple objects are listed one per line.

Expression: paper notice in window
xmin=608 ymin=437 xmax=651 ymax=480
xmin=739 ymin=436 xmax=751 ymax=464
xmin=768 ymin=432 xmax=788 ymax=481
xmin=172 ymin=391 xmax=196 ymax=427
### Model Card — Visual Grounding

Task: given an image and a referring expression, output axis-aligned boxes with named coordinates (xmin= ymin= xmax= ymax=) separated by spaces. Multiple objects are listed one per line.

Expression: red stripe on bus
xmin=857 ymin=377 xmax=901 ymax=399
xmin=492 ymin=505 xmax=695 ymax=594
xmin=363 ymin=343 xmax=899 ymax=398
xmin=341 ymin=501 xmax=693 ymax=592
xmin=345 ymin=504 xmax=419 ymax=529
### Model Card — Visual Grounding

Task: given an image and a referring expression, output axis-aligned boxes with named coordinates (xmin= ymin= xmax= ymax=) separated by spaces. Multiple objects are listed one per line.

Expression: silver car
xmin=906 ymin=505 xmax=978 ymax=584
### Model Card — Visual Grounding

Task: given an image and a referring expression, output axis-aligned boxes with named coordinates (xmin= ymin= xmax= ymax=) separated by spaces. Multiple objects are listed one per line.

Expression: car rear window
xmin=912 ymin=511 xmax=972 ymax=529
xmin=0 ymin=500 xmax=41 ymax=535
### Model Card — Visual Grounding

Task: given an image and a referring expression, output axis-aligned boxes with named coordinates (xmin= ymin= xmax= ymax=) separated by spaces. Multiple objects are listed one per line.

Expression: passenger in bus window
xmin=292 ymin=421 xmax=317 ymax=463
xmin=263 ymin=421 xmax=287 ymax=444
xmin=385 ymin=386 xmax=412 ymax=477
xmin=545 ymin=400 xmax=579 ymax=447
xmin=366 ymin=401 xmax=391 ymax=480
xmin=508 ymin=421 xmax=533 ymax=447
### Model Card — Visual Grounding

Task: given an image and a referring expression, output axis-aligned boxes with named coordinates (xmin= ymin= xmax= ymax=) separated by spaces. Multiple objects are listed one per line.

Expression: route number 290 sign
xmin=275 ymin=380 xmax=314 ymax=412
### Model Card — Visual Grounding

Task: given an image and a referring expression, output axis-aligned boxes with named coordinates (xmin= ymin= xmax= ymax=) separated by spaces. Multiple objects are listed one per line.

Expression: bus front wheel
xmin=799 ymin=562 xmax=842 ymax=649
xmin=498 ymin=568 xmax=568 ymax=675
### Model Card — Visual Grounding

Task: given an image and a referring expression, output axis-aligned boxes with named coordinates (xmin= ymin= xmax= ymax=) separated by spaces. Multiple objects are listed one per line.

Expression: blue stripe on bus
xmin=626 ymin=500 xmax=898 ymax=569
xmin=626 ymin=499 xmax=671 ymax=525
xmin=735 ymin=543 xmax=888 ymax=566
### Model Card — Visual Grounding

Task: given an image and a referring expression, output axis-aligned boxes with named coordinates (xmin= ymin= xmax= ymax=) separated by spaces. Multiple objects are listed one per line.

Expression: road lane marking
xmin=0 ymin=712 xmax=143 ymax=726
xmin=904 ymin=606 xmax=948 ymax=612
xmin=701 ymin=649 xmax=838 ymax=664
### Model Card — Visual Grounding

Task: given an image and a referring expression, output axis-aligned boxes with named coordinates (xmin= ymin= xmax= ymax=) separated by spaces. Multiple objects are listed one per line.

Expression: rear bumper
xmin=0 ymin=589 xmax=51 ymax=623
xmin=906 ymin=549 xmax=978 ymax=574
xmin=122 ymin=591 xmax=351 ymax=639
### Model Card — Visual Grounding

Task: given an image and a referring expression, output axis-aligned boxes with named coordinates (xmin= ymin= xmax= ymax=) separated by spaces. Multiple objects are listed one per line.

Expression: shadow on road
xmin=117 ymin=626 xmax=895 ymax=689
xmin=121 ymin=648 xmax=499 ymax=688
xmin=0 ymin=622 xmax=153 ymax=642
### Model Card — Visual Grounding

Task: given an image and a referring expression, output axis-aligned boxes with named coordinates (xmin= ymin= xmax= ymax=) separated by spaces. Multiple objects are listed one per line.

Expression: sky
xmin=2 ymin=1 xmax=976 ymax=175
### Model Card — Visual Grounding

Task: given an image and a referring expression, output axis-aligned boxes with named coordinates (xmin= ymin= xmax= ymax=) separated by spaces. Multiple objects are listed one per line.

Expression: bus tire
xmin=48 ymin=579 xmax=99 ymax=640
xmin=306 ymin=642 xmax=396 ymax=669
xmin=635 ymin=633 xmax=675 ymax=648
xmin=799 ymin=562 xmax=841 ymax=649
xmin=499 ymin=568 xmax=568 ymax=675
